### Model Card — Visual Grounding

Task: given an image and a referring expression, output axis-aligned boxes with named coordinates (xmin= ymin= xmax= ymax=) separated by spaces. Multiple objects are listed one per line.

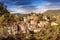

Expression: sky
xmin=0 ymin=0 xmax=60 ymax=14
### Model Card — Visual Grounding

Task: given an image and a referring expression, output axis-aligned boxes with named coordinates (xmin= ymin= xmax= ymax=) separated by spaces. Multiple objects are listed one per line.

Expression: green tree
xmin=0 ymin=2 xmax=9 ymax=16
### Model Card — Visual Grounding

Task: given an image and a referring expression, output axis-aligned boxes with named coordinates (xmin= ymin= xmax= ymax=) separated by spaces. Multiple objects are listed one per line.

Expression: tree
xmin=0 ymin=2 xmax=9 ymax=16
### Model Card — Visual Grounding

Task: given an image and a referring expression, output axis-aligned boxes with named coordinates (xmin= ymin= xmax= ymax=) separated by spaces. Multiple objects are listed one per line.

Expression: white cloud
xmin=9 ymin=7 xmax=28 ymax=14
xmin=8 ymin=2 xmax=60 ymax=14
xmin=45 ymin=2 xmax=60 ymax=10
xmin=31 ymin=2 xmax=50 ymax=13
xmin=33 ymin=2 xmax=60 ymax=13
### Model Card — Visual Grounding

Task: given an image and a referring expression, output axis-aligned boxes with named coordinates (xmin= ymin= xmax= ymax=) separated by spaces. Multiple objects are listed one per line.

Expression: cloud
xmin=43 ymin=0 xmax=60 ymax=3
xmin=9 ymin=2 xmax=60 ymax=14
xmin=8 ymin=6 xmax=35 ymax=14
xmin=45 ymin=2 xmax=60 ymax=10
xmin=1 ymin=0 xmax=60 ymax=14
xmin=8 ymin=7 xmax=27 ymax=14
xmin=43 ymin=0 xmax=60 ymax=10
xmin=8 ymin=2 xmax=50 ymax=14
xmin=0 ymin=0 xmax=36 ymax=5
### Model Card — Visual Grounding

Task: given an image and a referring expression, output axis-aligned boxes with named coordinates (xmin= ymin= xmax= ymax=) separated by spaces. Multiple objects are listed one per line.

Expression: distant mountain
xmin=13 ymin=10 xmax=60 ymax=16
xmin=13 ymin=13 xmax=23 ymax=16
xmin=13 ymin=13 xmax=30 ymax=17
xmin=43 ymin=10 xmax=60 ymax=16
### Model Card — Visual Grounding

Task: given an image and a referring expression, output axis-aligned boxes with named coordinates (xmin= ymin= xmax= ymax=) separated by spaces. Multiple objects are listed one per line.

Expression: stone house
xmin=43 ymin=16 xmax=49 ymax=21
xmin=51 ymin=22 xmax=58 ymax=26
xmin=38 ymin=21 xmax=49 ymax=28
xmin=7 ymin=26 xmax=17 ymax=35
xmin=0 ymin=27 xmax=4 ymax=36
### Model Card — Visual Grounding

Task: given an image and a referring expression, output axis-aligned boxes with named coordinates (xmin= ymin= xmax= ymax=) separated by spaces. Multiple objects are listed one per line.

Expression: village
xmin=0 ymin=13 xmax=59 ymax=37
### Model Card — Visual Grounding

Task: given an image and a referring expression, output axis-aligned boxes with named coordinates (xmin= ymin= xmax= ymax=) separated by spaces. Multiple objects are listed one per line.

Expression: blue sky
xmin=0 ymin=0 xmax=60 ymax=13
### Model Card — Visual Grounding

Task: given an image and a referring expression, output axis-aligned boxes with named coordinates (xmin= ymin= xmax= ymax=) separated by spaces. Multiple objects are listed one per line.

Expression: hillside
xmin=43 ymin=10 xmax=60 ymax=16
